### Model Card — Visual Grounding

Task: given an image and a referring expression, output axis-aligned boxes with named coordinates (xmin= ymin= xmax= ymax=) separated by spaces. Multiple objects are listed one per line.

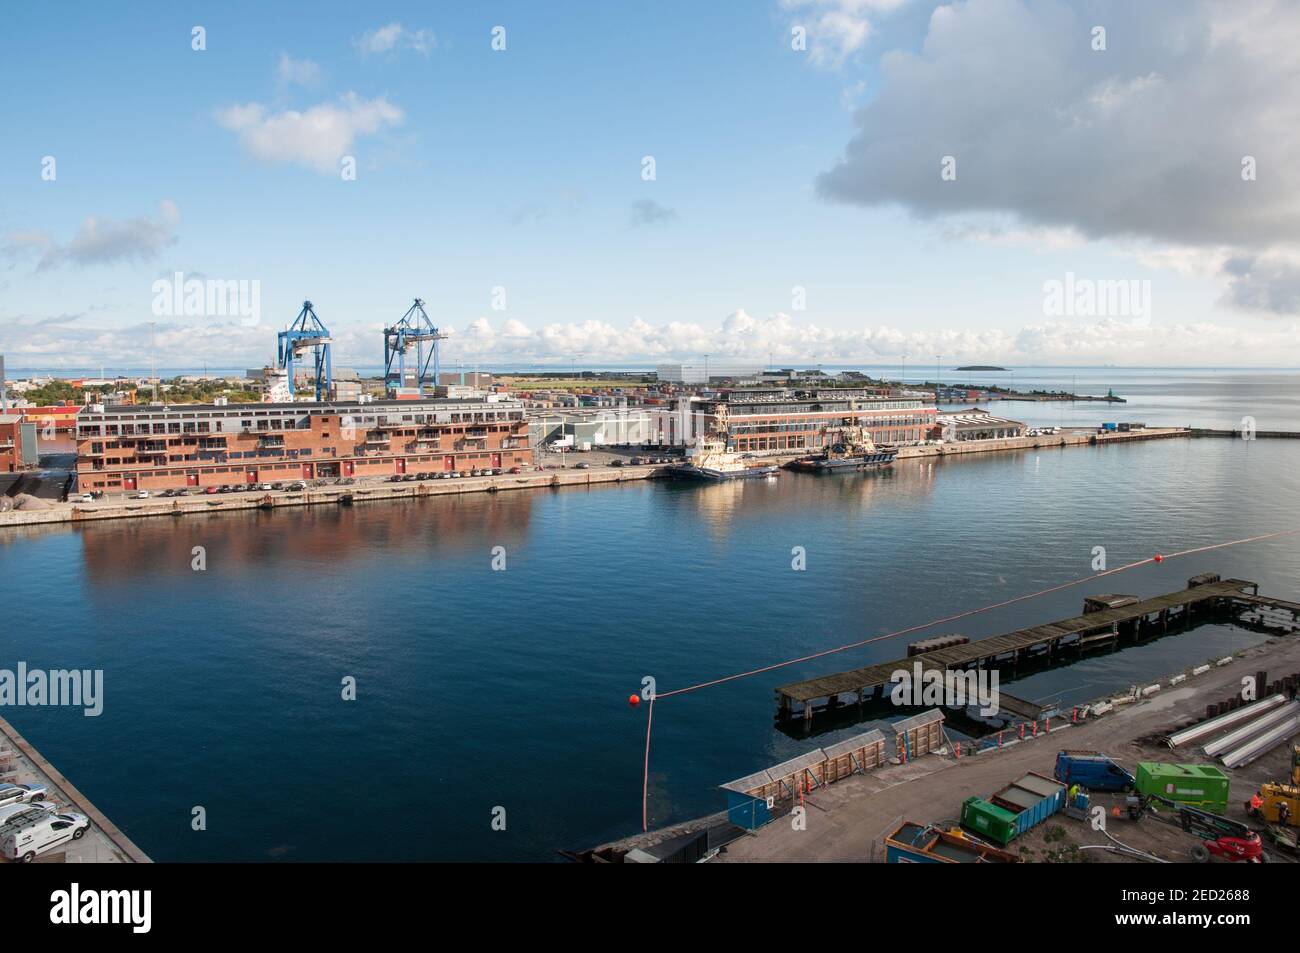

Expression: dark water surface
xmin=3 ymin=412 xmax=1300 ymax=860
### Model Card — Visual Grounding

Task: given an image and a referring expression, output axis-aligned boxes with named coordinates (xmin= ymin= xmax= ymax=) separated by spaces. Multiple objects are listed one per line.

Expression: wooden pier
xmin=774 ymin=575 xmax=1293 ymax=725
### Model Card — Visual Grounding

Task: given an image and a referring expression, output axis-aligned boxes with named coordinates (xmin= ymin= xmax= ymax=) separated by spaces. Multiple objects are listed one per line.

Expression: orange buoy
xmin=1154 ymin=553 xmax=1164 ymax=563
xmin=628 ymin=694 xmax=641 ymax=707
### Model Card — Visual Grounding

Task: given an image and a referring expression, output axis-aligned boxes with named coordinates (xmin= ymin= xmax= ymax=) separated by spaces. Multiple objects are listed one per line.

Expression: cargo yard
xmin=579 ymin=575 xmax=1300 ymax=864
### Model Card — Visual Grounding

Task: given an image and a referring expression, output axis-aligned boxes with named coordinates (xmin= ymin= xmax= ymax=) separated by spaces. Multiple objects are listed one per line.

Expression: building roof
xmin=938 ymin=410 xmax=1026 ymax=428
xmin=76 ymin=396 xmax=518 ymax=416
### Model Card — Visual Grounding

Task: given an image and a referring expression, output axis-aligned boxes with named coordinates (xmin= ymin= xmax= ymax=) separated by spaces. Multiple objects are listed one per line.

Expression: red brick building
xmin=74 ymin=396 xmax=532 ymax=492
xmin=0 ymin=414 xmax=21 ymax=473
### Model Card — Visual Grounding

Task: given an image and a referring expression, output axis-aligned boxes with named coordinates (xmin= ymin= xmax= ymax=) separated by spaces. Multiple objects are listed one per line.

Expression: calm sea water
xmin=3 ymin=368 xmax=1300 ymax=861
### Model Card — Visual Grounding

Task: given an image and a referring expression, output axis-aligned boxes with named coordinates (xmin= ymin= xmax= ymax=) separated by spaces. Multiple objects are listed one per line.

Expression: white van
xmin=0 ymin=801 xmax=57 ymax=826
xmin=2 ymin=811 xmax=90 ymax=863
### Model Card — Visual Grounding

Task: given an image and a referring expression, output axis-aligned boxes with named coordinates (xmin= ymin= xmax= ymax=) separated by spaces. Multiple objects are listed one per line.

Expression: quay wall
xmin=0 ymin=713 xmax=151 ymax=863
xmin=0 ymin=465 xmax=662 ymax=528
xmin=0 ymin=428 xmax=1190 ymax=530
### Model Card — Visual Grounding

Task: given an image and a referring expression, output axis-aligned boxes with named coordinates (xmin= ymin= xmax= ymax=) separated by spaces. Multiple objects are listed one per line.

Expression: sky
xmin=2 ymin=0 xmax=1300 ymax=371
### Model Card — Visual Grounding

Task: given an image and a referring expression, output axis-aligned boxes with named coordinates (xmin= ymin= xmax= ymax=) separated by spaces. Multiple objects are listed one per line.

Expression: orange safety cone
xmin=997 ymin=731 xmax=1003 ymax=747
xmin=1072 ymin=707 xmax=1078 ymax=723
xmin=1018 ymin=723 xmax=1025 ymax=740
xmin=1031 ymin=720 xmax=1038 ymax=737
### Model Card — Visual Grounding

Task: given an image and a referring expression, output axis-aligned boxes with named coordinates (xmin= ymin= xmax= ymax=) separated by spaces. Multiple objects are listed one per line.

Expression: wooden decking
xmin=776 ymin=577 xmax=1264 ymax=721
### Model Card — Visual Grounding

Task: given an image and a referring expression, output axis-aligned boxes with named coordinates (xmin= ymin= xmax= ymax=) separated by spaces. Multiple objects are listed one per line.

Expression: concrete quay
xmin=0 ymin=713 xmax=150 ymax=863
xmin=0 ymin=427 xmax=1190 ymax=530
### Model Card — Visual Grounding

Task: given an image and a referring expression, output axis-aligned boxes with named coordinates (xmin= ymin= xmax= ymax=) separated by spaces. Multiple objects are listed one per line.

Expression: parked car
xmin=610 ymin=459 xmax=625 ymax=467
xmin=403 ymin=473 xmax=418 ymax=482
xmin=133 ymin=490 xmax=150 ymax=499
xmin=204 ymin=486 xmax=219 ymax=495
xmin=509 ymin=466 xmax=523 ymax=474
xmin=576 ymin=462 xmax=590 ymax=469
xmin=2 ymin=811 xmax=90 ymax=863
xmin=272 ymin=482 xmax=285 ymax=491
xmin=76 ymin=493 xmax=95 ymax=503
xmin=0 ymin=782 xmax=48 ymax=808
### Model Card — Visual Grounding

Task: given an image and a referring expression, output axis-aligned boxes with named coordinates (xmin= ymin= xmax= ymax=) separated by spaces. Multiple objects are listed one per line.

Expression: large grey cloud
xmin=816 ymin=0 xmax=1300 ymax=308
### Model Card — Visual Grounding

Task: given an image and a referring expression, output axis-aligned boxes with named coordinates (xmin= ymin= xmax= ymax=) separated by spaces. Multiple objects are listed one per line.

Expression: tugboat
xmin=786 ymin=425 xmax=898 ymax=474
xmin=669 ymin=438 xmax=780 ymax=481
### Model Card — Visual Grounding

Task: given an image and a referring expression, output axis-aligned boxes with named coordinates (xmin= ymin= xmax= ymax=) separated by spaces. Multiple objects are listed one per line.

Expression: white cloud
xmin=277 ymin=52 xmax=322 ymax=88
xmin=356 ymin=23 xmax=435 ymax=57
xmin=430 ymin=310 xmax=1300 ymax=368
xmin=216 ymin=94 xmax=404 ymax=174
xmin=3 ymin=201 xmax=180 ymax=271
xmin=783 ymin=0 xmax=909 ymax=68
xmin=815 ymin=0 xmax=1300 ymax=313
xmin=6 ymin=308 xmax=1300 ymax=369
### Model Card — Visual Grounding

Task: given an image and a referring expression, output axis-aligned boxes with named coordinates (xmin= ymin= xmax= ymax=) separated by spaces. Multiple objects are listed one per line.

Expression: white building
xmin=655 ymin=362 xmax=765 ymax=384
xmin=938 ymin=409 xmax=1027 ymax=442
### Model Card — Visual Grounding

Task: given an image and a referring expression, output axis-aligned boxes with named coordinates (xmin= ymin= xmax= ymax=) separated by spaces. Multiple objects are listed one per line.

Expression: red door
xmin=396 ymin=458 xmax=406 ymax=474
xmin=302 ymin=463 xmax=314 ymax=479
xmin=246 ymin=469 xmax=258 ymax=484
xmin=343 ymin=460 xmax=355 ymax=477
xmin=186 ymin=472 xmax=198 ymax=487
xmin=123 ymin=475 xmax=137 ymax=491
xmin=491 ymin=453 xmax=501 ymax=468
xmin=444 ymin=455 xmax=454 ymax=471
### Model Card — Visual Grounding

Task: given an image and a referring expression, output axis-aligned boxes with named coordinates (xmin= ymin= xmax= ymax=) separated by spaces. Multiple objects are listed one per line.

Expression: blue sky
xmin=3 ymin=0 xmax=1299 ymax=371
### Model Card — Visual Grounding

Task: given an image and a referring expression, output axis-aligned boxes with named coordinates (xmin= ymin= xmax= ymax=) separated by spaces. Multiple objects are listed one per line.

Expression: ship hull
xmin=787 ymin=451 xmax=897 ymax=473
xmin=670 ymin=464 xmax=780 ymax=481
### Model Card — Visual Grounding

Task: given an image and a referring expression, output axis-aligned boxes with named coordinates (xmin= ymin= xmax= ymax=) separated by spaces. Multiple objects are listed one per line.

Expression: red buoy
xmin=628 ymin=694 xmax=641 ymax=707
xmin=1154 ymin=553 xmax=1164 ymax=563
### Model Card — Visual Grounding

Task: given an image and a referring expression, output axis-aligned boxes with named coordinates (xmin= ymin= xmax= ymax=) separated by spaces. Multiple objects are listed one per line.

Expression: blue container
xmin=989 ymin=771 xmax=1066 ymax=837
xmin=724 ymin=790 xmax=771 ymax=831
xmin=1055 ymin=750 xmax=1135 ymax=792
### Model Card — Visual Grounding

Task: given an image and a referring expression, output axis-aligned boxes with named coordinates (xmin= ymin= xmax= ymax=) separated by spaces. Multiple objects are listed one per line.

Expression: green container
xmin=960 ymin=796 xmax=1019 ymax=846
xmin=1135 ymin=763 xmax=1230 ymax=814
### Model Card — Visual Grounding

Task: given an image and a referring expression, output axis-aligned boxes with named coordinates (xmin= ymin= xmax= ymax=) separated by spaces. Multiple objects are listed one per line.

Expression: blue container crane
xmin=277 ymin=300 xmax=333 ymax=401
xmin=384 ymin=298 xmax=447 ymax=397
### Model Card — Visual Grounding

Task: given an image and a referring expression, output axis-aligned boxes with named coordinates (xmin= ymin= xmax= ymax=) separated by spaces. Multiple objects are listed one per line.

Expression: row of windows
xmin=77 ymin=409 xmax=525 ymax=438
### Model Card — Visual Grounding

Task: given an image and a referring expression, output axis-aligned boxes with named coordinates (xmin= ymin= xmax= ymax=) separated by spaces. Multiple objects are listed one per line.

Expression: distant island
xmin=955 ymin=365 xmax=1008 ymax=372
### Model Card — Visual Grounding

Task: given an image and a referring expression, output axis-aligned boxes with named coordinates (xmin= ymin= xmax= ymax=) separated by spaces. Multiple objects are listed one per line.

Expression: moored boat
xmin=669 ymin=439 xmax=781 ymax=481
xmin=786 ymin=426 xmax=898 ymax=473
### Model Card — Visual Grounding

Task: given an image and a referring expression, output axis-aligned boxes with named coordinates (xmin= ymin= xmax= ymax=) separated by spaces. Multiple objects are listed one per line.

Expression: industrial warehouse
xmin=73 ymin=396 xmax=532 ymax=493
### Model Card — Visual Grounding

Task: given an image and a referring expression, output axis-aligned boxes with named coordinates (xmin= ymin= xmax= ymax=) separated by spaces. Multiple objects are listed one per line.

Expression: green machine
xmin=1134 ymin=763 xmax=1229 ymax=814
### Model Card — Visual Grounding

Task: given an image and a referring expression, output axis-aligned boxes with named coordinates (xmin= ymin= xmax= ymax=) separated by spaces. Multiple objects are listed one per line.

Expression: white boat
xmin=669 ymin=439 xmax=780 ymax=481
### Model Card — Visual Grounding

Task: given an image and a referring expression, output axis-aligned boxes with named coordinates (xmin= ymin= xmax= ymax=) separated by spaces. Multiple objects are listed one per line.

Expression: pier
xmin=775 ymin=576 xmax=1293 ymax=725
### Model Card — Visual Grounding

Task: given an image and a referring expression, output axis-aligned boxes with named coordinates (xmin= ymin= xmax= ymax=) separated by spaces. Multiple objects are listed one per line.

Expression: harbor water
xmin=3 ymin=370 xmax=1300 ymax=860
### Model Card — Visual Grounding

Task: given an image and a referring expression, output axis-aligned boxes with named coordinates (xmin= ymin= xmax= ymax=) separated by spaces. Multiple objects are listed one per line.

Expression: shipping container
xmin=960 ymin=796 xmax=1019 ymax=846
xmin=1055 ymin=750 xmax=1135 ymax=792
xmin=885 ymin=820 xmax=1019 ymax=863
xmin=987 ymin=771 xmax=1067 ymax=839
xmin=1134 ymin=763 xmax=1230 ymax=814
